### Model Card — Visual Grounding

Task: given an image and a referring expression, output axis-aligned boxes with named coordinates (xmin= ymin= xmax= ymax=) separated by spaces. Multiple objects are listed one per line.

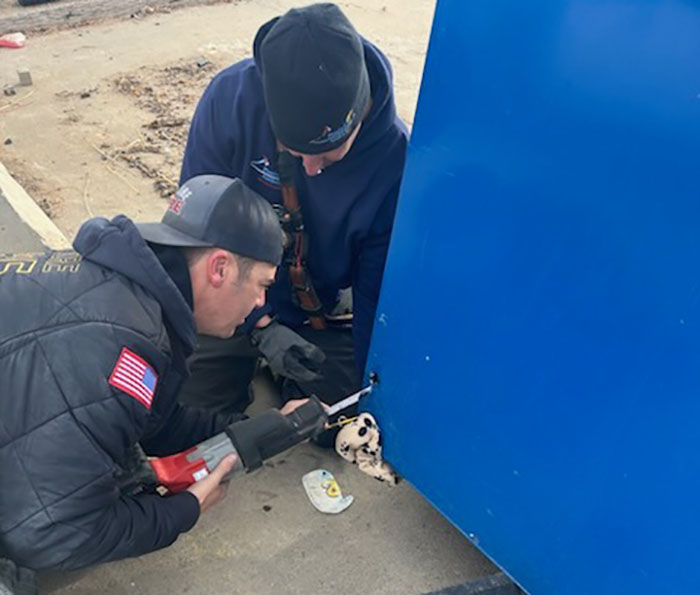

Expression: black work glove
xmin=251 ymin=320 xmax=326 ymax=382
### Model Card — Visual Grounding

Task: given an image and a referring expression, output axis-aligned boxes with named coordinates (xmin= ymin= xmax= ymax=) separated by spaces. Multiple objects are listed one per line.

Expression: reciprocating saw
xmin=124 ymin=386 xmax=371 ymax=493
xmin=150 ymin=395 xmax=328 ymax=492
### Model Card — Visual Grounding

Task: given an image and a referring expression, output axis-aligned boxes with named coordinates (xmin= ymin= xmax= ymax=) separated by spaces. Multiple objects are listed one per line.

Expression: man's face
xmin=225 ymin=260 xmax=277 ymax=335
xmin=193 ymin=250 xmax=276 ymax=338
xmin=282 ymin=122 xmax=362 ymax=177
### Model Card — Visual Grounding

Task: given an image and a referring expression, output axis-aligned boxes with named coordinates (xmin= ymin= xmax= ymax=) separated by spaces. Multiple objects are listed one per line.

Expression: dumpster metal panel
xmin=365 ymin=1 xmax=700 ymax=593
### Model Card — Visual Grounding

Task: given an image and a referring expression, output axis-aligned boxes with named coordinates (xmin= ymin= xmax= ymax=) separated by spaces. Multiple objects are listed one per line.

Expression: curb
xmin=0 ymin=160 xmax=70 ymax=250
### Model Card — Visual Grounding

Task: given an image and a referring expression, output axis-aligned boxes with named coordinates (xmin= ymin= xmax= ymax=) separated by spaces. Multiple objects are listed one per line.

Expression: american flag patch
xmin=108 ymin=347 xmax=158 ymax=409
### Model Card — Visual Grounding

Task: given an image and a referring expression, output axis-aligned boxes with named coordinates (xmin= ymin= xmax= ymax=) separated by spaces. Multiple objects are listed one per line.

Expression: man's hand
xmin=280 ymin=398 xmax=330 ymax=416
xmin=255 ymin=314 xmax=274 ymax=329
xmin=280 ymin=398 xmax=309 ymax=415
xmin=186 ymin=454 xmax=237 ymax=513
xmin=251 ymin=320 xmax=326 ymax=382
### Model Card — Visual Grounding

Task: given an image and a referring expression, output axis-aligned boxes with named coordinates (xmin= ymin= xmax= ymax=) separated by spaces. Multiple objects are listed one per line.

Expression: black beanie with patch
xmin=254 ymin=3 xmax=371 ymax=155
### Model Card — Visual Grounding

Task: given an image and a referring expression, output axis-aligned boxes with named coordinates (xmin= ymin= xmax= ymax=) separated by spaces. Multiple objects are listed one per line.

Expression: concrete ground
xmin=38 ymin=376 xmax=497 ymax=595
xmin=0 ymin=192 xmax=43 ymax=251
xmin=41 ymin=452 xmax=495 ymax=595
xmin=0 ymin=160 xmax=69 ymax=251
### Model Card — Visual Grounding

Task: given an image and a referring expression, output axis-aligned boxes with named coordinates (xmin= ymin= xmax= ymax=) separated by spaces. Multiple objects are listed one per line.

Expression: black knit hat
xmin=255 ymin=3 xmax=371 ymax=155
xmin=137 ymin=176 xmax=283 ymax=265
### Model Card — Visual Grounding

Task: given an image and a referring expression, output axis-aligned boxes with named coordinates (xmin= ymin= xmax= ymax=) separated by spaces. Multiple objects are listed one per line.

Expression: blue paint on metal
xmin=365 ymin=1 xmax=700 ymax=593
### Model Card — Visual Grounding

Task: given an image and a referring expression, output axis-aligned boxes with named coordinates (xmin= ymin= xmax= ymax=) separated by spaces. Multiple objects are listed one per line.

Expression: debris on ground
xmin=302 ymin=469 xmax=354 ymax=514
xmin=17 ymin=0 xmax=60 ymax=6
xmin=96 ymin=58 xmax=223 ymax=197
xmin=55 ymin=87 xmax=98 ymax=99
xmin=130 ymin=5 xmax=174 ymax=19
xmin=0 ymin=88 xmax=36 ymax=113
xmin=0 ymin=32 xmax=26 ymax=49
xmin=17 ymin=68 xmax=32 ymax=86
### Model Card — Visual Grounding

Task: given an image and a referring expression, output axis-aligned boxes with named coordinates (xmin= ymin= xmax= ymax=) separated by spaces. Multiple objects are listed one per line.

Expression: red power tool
xmin=135 ymin=396 xmax=328 ymax=493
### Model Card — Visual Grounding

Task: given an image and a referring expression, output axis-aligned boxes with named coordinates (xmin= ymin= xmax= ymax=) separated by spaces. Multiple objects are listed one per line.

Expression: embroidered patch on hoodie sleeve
xmin=108 ymin=347 xmax=158 ymax=410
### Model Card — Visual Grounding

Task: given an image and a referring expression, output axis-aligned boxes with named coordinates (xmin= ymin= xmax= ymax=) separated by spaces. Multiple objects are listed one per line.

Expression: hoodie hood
xmin=73 ymin=215 xmax=198 ymax=354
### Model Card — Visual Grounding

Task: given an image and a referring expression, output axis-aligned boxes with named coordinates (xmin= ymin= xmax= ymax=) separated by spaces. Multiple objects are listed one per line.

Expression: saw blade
xmin=326 ymin=385 xmax=373 ymax=417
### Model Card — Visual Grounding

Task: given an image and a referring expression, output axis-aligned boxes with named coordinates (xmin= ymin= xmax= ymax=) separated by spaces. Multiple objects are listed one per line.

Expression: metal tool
xmin=326 ymin=385 xmax=373 ymax=417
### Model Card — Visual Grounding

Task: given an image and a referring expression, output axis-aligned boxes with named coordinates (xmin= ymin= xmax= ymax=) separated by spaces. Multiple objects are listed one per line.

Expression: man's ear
xmin=208 ymin=250 xmax=233 ymax=288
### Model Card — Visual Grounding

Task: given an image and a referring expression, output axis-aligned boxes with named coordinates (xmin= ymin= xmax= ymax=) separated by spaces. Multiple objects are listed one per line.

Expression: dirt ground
xmin=0 ymin=0 xmax=433 ymax=240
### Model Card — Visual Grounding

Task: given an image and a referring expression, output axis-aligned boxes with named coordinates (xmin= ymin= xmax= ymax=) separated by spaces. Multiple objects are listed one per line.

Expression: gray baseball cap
xmin=137 ymin=175 xmax=283 ymax=265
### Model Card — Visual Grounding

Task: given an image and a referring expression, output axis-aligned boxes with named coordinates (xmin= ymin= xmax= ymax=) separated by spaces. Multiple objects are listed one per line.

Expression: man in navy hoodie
xmin=179 ymin=3 xmax=408 ymax=437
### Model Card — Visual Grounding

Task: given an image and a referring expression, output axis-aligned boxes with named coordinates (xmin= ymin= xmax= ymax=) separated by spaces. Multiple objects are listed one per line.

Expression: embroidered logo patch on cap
xmin=167 ymin=184 xmax=192 ymax=215
xmin=108 ymin=347 xmax=158 ymax=410
xmin=309 ymin=108 xmax=358 ymax=146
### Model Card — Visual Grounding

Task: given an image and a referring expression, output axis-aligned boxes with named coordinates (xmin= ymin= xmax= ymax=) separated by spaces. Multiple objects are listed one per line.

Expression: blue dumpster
xmin=366 ymin=1 xmax=700 ymax=593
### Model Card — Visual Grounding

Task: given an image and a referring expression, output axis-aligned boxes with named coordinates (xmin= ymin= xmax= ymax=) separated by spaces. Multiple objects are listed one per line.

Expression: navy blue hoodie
xmin=180 ymin=31 xmax=408 ymax=372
